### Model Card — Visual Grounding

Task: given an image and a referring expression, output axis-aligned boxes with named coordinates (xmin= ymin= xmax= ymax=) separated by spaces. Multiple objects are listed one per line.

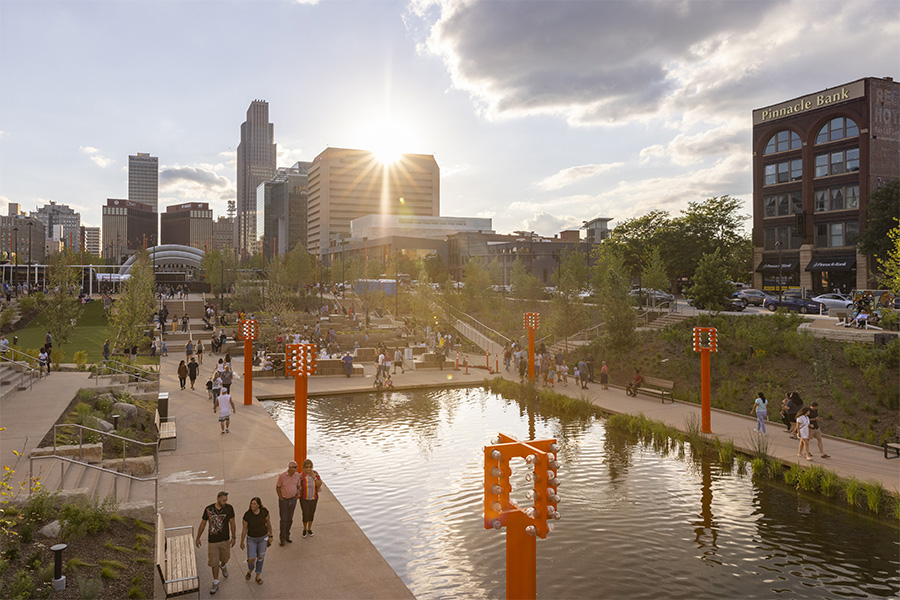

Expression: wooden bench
xmin=156 ymin=513 xmax=199 ymax=598
xmin=636 ymin=376 xmax=675 ymax=403
xmin=884 ymin=435 xmax=900 ymax=459
xmin=155 ymin=409 xmax=177 ymax=451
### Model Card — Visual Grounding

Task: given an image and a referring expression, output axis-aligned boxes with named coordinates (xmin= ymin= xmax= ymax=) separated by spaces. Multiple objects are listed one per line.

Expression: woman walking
xmin=796 ymin=406 xmax=813 ymax=460
xmin=751 ymin=392 xmax=768 ymax=435
xmin=240 ymin=497 xmax=272 ymax=585
xmin=196 ymin=339 xmax=204 ymax=365
xmin=299 ymin=459 xmax=322 ymax=538
xmin=177 ymin=360 xmax=188 ymax=390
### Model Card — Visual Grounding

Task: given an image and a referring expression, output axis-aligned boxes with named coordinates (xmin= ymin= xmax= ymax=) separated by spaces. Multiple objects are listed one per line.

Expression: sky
xmin=1 ymin=0 xmax=898 ymax=237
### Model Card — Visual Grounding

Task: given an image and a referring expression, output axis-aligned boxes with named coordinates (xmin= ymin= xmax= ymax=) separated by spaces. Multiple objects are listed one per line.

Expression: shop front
xmin=805 ymin=255 xmax=856 ymax=295
xmin=756 ymin=257 xmax=800 ymax=294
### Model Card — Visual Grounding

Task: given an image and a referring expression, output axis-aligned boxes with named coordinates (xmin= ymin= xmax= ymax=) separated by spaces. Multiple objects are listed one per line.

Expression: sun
xmin=363 ymin=118 xmax=417 ymax=164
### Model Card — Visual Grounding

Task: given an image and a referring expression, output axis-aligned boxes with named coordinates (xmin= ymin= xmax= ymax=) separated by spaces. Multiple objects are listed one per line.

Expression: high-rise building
xmin=0 ymin=214 xmax=46 ymax=265
xmin=306 ymin=148 xmax=440 ymax=253
xmin=256 ymin=161 xmax=310 ymax=259
xmin=160 ymin=202 xmax=214 ymax=250
xmin=31 ymin=201 xmax=81 ymax=249
xmin=101 ymin=199 xmax=156 ymax=263
xmin=236 ymin=100 xmax=276 ymax=255
xmin=128 ymin=153 xmax=159 ymax=212
xmin=751 ymin=77 xmax=900 ymax=293
xmin=80 ymin=226 xmax=101 ymax=256
xmin=213 ymin=216 xmax=235 ymax=252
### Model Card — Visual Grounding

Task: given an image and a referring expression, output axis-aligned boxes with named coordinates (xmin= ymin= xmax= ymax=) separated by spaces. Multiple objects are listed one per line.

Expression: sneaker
xmin=821 ymin=454 xmax=830 ymax=458
xmin=210 ymin=581 xmax=219 ymax=595
xmin=225 ymin=428 xmax=229 ymax=433
xmin=307 ymin=530 xmax=314 ymax=537
xmin=222 ymin=565 xmax=229 ymax=578
xmin=279 ymin=539 xmax=285 ymax=546
xmin=302 ymin=530 xmax=308 ymax=538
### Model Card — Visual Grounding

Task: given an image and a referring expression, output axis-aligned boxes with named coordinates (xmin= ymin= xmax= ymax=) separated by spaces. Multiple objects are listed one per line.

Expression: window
xmin=764 ymin=192 xmax=802 ymax=217
xmin=765 ymin=158 xmax=803 ymax=185
xmin=764 ymin=225 xmax=802 ymax=250
xmin=815 ymin=117 xmax=859 ymax=144
xmin=814 ymin=148 xmax=859 ymax=177
xmin=815 ymin=220 xmax=859 ymax=247
xmin=764 ymin=130 xmax=801 ymax=154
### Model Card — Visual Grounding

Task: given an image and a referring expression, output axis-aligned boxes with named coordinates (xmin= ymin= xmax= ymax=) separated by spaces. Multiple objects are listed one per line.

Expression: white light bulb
xmin=547 ymin=522 xmax=555 ymax=532
xmin=491 ymin=484 xmax=502 ymax=495
xmin=552 ymin=511 xmax=561 ymax=521
xmin=491 ymin=502 xmax=502 ymax=513
xmin=549 ymin=443 xmax=560 ymax=453
xmin=549 ymin=461 xmax=560 ymax=470
xmin=491 ymin=519 xmax=502 ymax=530
xmin=547 ymin=452 xmax=556 ymax=461
xmin=525 ymin=454 xmax=536 ymax=465
xmin=525 ymin=525 xmax=537 ymax=536
xmin=491 ymin=449 xmax=502 ymax=460
xmin=525 ymin=507 xmax=536 ymax=519
xmin=490 ymin=467 xmax=502 ymax=477
xmin=549 ymin=478 xmax=560 ymax=487
xmin=491 ymin=437 xmax=501 ymax=445
xmin=549 ymin=493 xmax=560 ymax=503
xmin=547 ymin=470 xmax=556 ymax=479
xmin=525 ymin=473 xmax=533 ymax=482
xmin=525 ymin=490 xmax=534 ymax=500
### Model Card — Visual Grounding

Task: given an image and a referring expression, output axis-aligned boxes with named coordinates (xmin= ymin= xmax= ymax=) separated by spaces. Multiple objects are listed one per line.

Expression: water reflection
xmin=263 ymin=388 xmax=899 ymax=600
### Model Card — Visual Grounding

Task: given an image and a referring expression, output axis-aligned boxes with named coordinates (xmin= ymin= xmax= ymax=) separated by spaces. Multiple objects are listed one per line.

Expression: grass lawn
xmin=10 ymin=300 xmax=159 ymax=366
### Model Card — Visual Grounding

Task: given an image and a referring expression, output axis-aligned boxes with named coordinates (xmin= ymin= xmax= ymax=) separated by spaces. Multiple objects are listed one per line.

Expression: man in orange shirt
xmin=275 ymin=461 xmax=301 ymax=546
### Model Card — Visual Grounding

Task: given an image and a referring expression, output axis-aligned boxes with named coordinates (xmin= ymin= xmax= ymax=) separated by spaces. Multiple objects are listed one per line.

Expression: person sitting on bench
xmin=625 ymin=369 xmax=643 ymax=397
xmin=855 ymin=309 xmax=868 ymax=329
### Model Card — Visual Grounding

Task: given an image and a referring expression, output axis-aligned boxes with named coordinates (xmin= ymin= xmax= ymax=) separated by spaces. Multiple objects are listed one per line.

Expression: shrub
xmin=735 ymin=454 xmax=748 ymax=476
xmin=60 ymin=500 xmax=113 ymax=539
xmin=750 ymin=457 xmax=766 ymax=477
xmin=22 ymin=490 xmax=57 ymax=523
xmin=819 ymin=470 xmax=839 ymax=498
xmin=842 ymin=477 xmax=862 ymax=508
xmin=8 ymin=568 xmax=36 ymax=599
xmin=784 ymin=463 xmax=802 ymax=487
xmin=73 ymin=350 xmax=88 ymax=370
xmin=797 ymin=465 xmax=823 ymax=492
xmin=75 ymin=575 xmax=102 ymax=600
xmin=862 ymin=480 xmax=887 ymax=514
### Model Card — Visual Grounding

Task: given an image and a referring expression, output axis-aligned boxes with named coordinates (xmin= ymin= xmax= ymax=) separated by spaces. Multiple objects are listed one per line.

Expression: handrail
xmin=95 ymin=361 xmax=157 ymax=384
xmin=433 ymin=297 xmax=512 ymax=348
xmin=0 ymin=355 xmax=39 ymax=391
xmin=52 ymin=422 xmax=159 ymax=473
xmin=101 ymin=359 xmax=157 ymax=378
xmin=4 ymin=346 xmax=40 ymax=366
xmin=29 ymin=454 xmax=158 ymax=511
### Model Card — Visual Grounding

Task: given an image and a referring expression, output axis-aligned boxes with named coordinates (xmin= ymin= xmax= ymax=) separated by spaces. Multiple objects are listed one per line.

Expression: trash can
xmin=157 ymin=392 xmax=170 ymax=420
xmin=873 ymin=333 xmax=893 ymax=346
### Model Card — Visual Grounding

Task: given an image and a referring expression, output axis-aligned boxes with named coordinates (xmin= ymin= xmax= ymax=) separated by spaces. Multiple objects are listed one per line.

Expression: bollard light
xmin=51 ymin=543 xmax=67 ymax=591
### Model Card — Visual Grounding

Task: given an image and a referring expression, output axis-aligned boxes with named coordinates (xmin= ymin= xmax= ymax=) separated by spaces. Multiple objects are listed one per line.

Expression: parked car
xmin=628 ymin=288 xmax=675 ymax=304
xmin=689 ymin=296 xmax=746 ymax=311
xmin=763 ymin=296 xmax=826 ymax=314
xmin=811 ymin=293 xmax=854 ymax=311
xmin=735 ymin=289 xmax=771 ymax=306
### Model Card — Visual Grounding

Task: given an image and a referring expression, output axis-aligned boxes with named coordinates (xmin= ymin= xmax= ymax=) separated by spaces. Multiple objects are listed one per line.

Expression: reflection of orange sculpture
xmin=484 ymin=432 xmax=560 ymax=600
xmin=523 ymin=313 xmax=539 ymax=382
xmin=286 ymin=343 xmax=317 ymax=466
xmin=692 ymin=327 xmax=717 ymax=434
xmin=238 ymin=319 xmax=259 ymax=406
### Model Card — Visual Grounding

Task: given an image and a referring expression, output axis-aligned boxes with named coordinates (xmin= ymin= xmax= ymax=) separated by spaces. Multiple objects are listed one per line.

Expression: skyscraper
xmin=32 ymin=201 xmax=81 ymax=249
xmin=236 ymin=100 xmax=276 ymax=255
xmin=128 ymin=153 xmax=159 ymax=211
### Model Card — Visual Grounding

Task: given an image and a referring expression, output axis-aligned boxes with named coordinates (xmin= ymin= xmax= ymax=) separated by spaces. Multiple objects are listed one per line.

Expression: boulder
xmin=111 ymin=402 xmax=139 ymax=426
xmin=30 ymin=443 xmax=103 ymax=464
xmin=38 ymin=520 xmax=61 ymax=539
xmin=97 ymin=419 xmax=115 ymax=433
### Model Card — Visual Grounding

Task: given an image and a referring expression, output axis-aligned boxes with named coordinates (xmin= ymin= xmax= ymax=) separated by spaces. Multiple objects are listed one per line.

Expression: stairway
xmin=31 ymin=457 xmax=156 ymax=516
xmin=0 ymin=359 xmax=38 ymax=401
xmin=642 ymin=311 xmax=691 ymax=330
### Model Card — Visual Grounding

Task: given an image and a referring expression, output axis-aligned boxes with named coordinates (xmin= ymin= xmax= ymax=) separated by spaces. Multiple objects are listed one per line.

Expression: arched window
xmin=764 ymin=130 xmax=801 ymax=155
xmin=816 ymin=117 xmax=859 ymax=144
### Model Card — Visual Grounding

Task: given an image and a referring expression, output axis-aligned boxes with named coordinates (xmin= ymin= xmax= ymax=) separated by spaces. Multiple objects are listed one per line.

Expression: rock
xmin=39 ymin=520 xmax=61 ymax=539
xmin=118 ymin=501 xmax=155 ymax=522
xmin=111 ymin=402 xmax=139 ymax=426
xmin=97 ymin=419 xmax=115 ymax=433
xmin=100 ymin=456 xmax=156 ymax=476
xmin=30 ymin=443 xmax=103 ymax=464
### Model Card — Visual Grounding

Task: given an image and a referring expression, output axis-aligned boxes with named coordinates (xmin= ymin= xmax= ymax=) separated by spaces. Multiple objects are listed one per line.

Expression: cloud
xmin=159 ymin=164 xmax=235 ymax=207
xmin=520 ymin=212 xmax=570 ymax=236
xmin=79 ymin=145 xmax=114 ymax=168
xmin=537 ymin=162 xmax=625 ymax=190
xmin=294 ymin=0 xmax=319 ymax=4
xmin=639 ymin=122 xmax=747 ymax=167
xmin=0 ymin=196 xmax=8 ymax=214
xmin=277 ymin=146 xmax=309 ymax=168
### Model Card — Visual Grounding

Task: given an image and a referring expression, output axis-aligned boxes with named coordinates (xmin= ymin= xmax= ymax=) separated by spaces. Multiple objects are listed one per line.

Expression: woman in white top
xmin=796 ymin=406 xmax=812 ymax=460
xmin=750 ymin=392 xmax=768 ymax=435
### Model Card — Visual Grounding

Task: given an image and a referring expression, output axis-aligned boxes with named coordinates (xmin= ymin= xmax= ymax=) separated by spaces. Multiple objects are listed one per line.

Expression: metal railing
xmin=0 ymin=354 xmax=40 ymax=391
xmin=29 ymin=454 xmax=158 ymax=510
xmin=47 ymin=422 xmax=160 ymax=473
xmin=95 ymin=360 xmax=158 ymax=385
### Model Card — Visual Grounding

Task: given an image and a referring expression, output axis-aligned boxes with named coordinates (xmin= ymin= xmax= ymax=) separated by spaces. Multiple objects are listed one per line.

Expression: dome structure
xmin=118 ymin=245 xmax=205 ymax=277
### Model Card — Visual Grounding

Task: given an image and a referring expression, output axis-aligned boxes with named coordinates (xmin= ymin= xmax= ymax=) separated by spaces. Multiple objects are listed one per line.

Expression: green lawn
xmin=10 ymin=300 xmax=159 ymax=365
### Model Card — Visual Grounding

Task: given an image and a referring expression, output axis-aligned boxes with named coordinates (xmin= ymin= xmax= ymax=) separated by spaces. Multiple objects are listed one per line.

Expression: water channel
xmin=263 ymin=388 xmax=899 ymax=599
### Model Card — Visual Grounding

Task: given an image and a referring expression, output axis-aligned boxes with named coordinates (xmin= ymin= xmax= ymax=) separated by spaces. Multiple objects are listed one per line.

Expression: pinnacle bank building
xmin=751 ymin=76 xmax=899 ymax=294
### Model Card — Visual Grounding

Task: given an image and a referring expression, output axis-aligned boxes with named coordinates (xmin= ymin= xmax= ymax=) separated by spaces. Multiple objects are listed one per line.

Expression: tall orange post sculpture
xmin=692 ymin=327 xmax=717 ymax=434
xmin=239 ymin=319 xmax=258 ymax=406
xmin=286 ymin=343 xmax=317 ymax=466
xmin=523 ymin=313 xmax=539 ymax=382
xmin=484 ymin=432 xmax=560 ymax=600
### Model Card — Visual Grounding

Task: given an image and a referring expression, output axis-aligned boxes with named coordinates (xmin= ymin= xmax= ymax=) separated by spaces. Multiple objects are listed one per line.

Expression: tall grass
xmin=842 ymin=477 xmax=862 ymax=508
xmin=862 ymin=480 xmax=887 ymax=514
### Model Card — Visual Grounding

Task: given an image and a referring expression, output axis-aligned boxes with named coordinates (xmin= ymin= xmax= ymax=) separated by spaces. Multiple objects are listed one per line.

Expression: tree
xmin=108 ymin=250 xmax=156 ymax=360
xmin=554 ymin=248 xmax=591 ymax=294
xmin=858 ymin=180 xmax=900 ymax=262
xmin=605 ymin=210 xmax=671 ymax=278
xmin=685 ymin=248 xmax=733 ymax=311
xmin=668 ymin=195 xmax=750 ymax=282
xmin=461 ymin=259 xmax=492 ymax=313
xmin=640 ymin=247 xmax=669 ymax=292
xmin=201 ymin=249 xmax=239 ymax=307
xmin=40 ymin=249 xmax=83 ymax=366
xmin=877 ymin=219 xmax=900 ymax=293
xmin=510 ymin=260 xmax=544 ymax=300
xmin=591 ymin=245 xmax=635 ymax=347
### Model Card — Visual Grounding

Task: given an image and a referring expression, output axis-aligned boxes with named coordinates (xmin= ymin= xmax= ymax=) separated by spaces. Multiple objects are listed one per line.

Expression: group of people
xmin=195 ymin=460 xmax=323 ymax=595
xmin=503 ymin=342 xmax=608 ymax=391
xmin=751 ymin=391 xmax=830 ymax=460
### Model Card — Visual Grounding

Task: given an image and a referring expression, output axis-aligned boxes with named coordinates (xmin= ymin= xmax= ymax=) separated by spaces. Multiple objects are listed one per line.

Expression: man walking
xmin=187 ymin=356 xmax=200 ymax=390
xmin=215 ymin=389 xmax=235 ymax=433
xmin=275 ymin=461 xmax=301 ymax=546
xmin=195 ymin=491 xmax=235 ymax=596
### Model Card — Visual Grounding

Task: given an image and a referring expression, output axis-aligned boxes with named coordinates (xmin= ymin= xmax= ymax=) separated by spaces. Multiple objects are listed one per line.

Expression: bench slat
xmin=157 ymin=515 xmax=199 ymax=598
xmin=636 ymin=376 xmax=675 ymax=404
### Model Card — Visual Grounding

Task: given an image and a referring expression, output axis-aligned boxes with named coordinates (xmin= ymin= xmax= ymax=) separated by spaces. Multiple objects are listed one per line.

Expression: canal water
xmin=263 ymin=388 xmax=899 ymax=599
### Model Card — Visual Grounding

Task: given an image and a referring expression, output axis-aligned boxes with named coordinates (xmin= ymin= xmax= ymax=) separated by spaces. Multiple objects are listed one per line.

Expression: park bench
xmin=884 ymin=435 xmax=900 ymax=459
xmin=636 ymin=376 xmax=675 ymax=403
xmin=154 ymin=409 xmax=177 ymax=451
xmin=156 ymin=513 xmax=199 ymax=599
xmin=833 ymin=310 xmax=851 ymax=327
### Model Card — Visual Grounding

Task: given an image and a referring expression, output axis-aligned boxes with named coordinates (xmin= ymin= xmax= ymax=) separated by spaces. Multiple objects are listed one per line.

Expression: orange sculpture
xmin=523 ymin=313 xmax=540 ymax=382
xmin=286 ymin=343 xmax=318 ymax=466
xmin=238 ymin=319 xmax=258 ymax=406
xmin=692 ymin=327 xmax=717 ymax=433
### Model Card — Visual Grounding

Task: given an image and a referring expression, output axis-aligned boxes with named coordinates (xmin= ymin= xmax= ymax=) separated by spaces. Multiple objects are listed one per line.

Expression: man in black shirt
xmin=808 ymin=401 xmax=830 ymax=458
xmin=187 ymin=357 xmax=200 ymax=390
xmin=196 ymin=491 xmax=235 ymax=595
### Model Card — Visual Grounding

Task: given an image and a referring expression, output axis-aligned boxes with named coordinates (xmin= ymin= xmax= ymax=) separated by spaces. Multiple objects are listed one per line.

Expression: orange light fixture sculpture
xmin=238 ymin=319 xmax=259 ymax=406
xmin=286 ymin=343 xmax=318 ymax=466
xmin=692 ymin=327 xmax=717 ymax=434
xmin=523 ymin=313 xmax=540 ymax=382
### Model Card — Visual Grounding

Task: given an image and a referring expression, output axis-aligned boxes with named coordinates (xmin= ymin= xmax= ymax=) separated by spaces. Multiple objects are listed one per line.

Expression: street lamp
xmin=27 ymin=221 xmax=33 ymax=287
xmin=775 ymin=240 xmax=783 ymax=306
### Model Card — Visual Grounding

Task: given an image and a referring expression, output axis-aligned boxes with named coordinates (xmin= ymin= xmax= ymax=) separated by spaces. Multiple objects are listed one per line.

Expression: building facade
xmin=752 ymin=77 xmax=900 ymax=294
xmin=256 ymin=161 xmax=310 ymax=259
xmin=101 ymin=199 xmax=157 ymax=263
xmin=160 ymin=202 xmax=213 ymax=250
xmin=213 ymin=216 xmax=235 ymax=252
xmin=31 ymin=201 xmax=81 ymax=250
xmin=128 ymin=153 xmax=159 ymax=212
xmin=236 ymin=100 xmax=276 ymax=256
xmin=306 ymin=148 xmax=440 ymax=253
xmin=349 ymin=214 xmax=492 ymax=241
xmin=80 ymin=226 xmax=101 ymax=256
xmin=0 ymin=212 xmax=46 ymax=266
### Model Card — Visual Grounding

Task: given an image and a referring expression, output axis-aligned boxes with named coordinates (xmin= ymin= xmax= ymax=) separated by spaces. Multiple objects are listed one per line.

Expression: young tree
xmin=858 ymin=180 xmax=900 ymax=263
xmin=40 ymin=249 xmax=83 ymax=366
xmin=108 ymin=250 xmax=156 ymax=360
xmin=591 ymin=245 xmax=635 ymax=348
xmin=686 ymin=248 xmax=733 ymax=311
xmin=877 ymin=219 xmax=900 ymax=293
xmin=640 ymin=247 xmax=669 ymax=293
xmin=461 ymin=259 xmax=492 ymax=314
xmin=510 ymin=260 xmax=544 ymax=300
xmin=201 ymin=249 xmax=239 ymax=307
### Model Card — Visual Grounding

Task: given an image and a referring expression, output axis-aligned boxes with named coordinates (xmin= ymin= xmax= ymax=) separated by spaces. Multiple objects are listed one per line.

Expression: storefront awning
xmin=756 ymin=259 xmax=798 ymax=272
xmin=805 ymin=257 xmax=856 ymax=272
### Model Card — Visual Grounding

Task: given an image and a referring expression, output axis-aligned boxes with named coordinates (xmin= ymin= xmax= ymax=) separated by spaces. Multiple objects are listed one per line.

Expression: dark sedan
xmin=763 ymin=296 xmax=826 ymax=314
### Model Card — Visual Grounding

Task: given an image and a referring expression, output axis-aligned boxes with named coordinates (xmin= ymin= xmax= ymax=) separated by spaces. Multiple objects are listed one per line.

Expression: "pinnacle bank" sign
xmin=753 ymin=80 xmax=865 ymax=126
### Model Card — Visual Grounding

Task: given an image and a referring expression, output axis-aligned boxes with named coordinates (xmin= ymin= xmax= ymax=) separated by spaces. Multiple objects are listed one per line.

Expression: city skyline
xmin=1 ymin=1 xmax=898 ymax=236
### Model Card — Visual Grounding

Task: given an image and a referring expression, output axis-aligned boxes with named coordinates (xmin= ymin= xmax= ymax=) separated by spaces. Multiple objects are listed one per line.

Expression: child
xmin=384 ymin=374 xmax=394 ymax=389
xmin=560 ymin=364 xmax=568 ymax=387
xmin=573 ymin=365 xmax=579 ymax=385
xmin=548 ymin=367 xmax=555 ymax=388
xmin=796 ymin=406 xmax=812 ymax=460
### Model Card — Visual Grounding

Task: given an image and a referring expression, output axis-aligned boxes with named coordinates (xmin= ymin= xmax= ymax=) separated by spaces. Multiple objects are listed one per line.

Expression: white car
xmin=811 ymin=293 xmax=853 ymax=311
